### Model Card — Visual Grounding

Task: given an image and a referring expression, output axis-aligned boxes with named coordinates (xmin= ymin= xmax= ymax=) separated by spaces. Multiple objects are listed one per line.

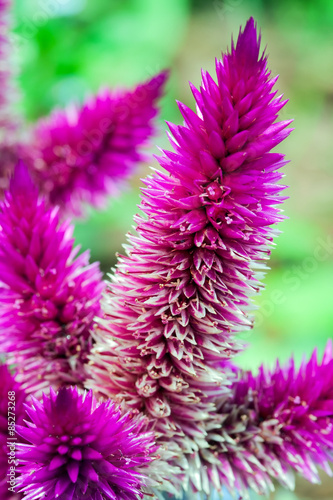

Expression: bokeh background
xmin=10 ymin=0 xmax=333 ymax=498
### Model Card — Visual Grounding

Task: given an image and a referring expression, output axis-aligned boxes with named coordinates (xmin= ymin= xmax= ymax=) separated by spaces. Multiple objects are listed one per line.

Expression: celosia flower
xmin=0 ymin=162 xmax=104 ymax=394
xmin=0 ymin=365 xmax=27 ymax=499
xmin=195 ymin=343 xmax=333 ymax=498
xmin=88 ymin=16 xmax=292 ymax=486
xmin=26 ymin=71 xmax=168 ymax=215
xmin=17 ymin=386 xmax=158 ymax=500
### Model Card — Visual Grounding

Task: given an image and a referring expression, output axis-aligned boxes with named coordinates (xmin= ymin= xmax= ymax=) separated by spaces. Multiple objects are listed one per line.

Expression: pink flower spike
xmin=27 ymin=71 xmax=168 ymax=216
xmin=197 ymin=343 xmax=333 ymax=497
xmin=0 ymin=162 xmax=104 ymax=394
xmin=88 ymin=17 xmax=292 ymax=496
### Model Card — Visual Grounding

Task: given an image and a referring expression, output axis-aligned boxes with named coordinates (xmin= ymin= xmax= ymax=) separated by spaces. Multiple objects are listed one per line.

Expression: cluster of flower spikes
xmin=0 ymin=163 xmax=174 ymax=498
xmin=0 ymin=0 xmax=168 ymax=393
xmin=0 ymin=6 xmax=333 ymax=500
xmin=0 ymin=3 xmax=170 ymax=499
xmin=0 ymin=162 xmax=104 ymax=394
xmin=87 ymin=17 xmax=300 ymax=496
xmin=0 ymin=365 xmax=27 ymax=500
xmin=0 ymin=167 xmax=178 ymax=498
xmin=16 ymin=387 xmax=159 ymax=500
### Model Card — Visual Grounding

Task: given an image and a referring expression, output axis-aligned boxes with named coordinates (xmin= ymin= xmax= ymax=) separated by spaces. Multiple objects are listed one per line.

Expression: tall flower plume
xmin=0 ymin=162 xmax=104 ymax=394
xmin=0 ymin=365 xmax=27 ymax=500
xmin=17 ymin=387 xmax=158 ymax=500
xmin=26 ymin=71 xmax=168 ymax=215
xmin=197 ymin=343 xmax=333 ymax=498
xmin=88 ymin=17 xmax=292 ymax=494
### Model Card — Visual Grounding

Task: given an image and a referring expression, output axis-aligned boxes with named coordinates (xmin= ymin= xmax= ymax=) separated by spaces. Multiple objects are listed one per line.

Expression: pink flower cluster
xmin=0 ymin=4 xmax=331 ymax=500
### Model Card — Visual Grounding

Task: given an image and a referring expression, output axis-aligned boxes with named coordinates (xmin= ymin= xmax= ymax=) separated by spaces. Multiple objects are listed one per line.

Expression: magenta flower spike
xmin=0 ymin=162 xmax=104 ymax=394
xmin=0 ymin=365 xmax=27 ymax=500
xmin=88 ymin=15 xmax=292 ymax=474
xmin=17 ymin=387 xmax=158 ymax=500
xmin=26 ymin=71 xmax=168 ymax=215
xmin=199 ymin=343 xmax=333 ymax=497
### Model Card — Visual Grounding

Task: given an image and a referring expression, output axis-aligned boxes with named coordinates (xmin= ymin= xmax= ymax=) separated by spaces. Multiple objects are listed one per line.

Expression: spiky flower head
xmin=0 ymin=365 xmax=27 ymax=499
xmin=26 ymin=71 xmax=168 ymax=215
xmin=88 ymin=17 xmax=292 ymax=484
xmin=17 ymin=386 xmax=158 ymax=500
xmin=195 ymin=343 xmax=333 ymax=498
xmin=0 ymin=162 xmax=104 ymax=394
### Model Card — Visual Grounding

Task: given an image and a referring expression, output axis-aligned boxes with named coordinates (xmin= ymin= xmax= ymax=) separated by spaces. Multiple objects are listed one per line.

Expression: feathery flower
xmin=26 ymin=71 xmax=168 ymax=215
xmin=88 ymin=16 xmax=292 ymax=479
xmin=0 ymin=365 xmax=27 ymax=499
xmin=17 ymin=386 xmax=158 ymax=500
xmin=194 ymin=343 xmax=333 ymax=498
xmin=0 ymin=162 xmax=104 ymax=394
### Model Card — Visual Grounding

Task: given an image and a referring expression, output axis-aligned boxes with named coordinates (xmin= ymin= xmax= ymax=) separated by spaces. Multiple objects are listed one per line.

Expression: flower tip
xmin=157 ymin=69 xmax=169 ymax=91
xmin=159 ymin=68 xmax=170 ymax=83
xmin=241 ymin=17 xmax=257 ymax=39
xmin=9 ymin=160 xmax=36 ymax=198
xmin=144 ymin=69 xmax=170 ymax=97
xmin=245 ymin=16 xmax=256 ymax=31
xmin=55 ymin=386 xmax=75 ymax=413
xmin=235 ymin=17 xmax=261 ymax=66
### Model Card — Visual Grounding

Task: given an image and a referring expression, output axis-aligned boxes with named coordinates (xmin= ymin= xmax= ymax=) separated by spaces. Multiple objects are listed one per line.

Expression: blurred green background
xmin=11 ymin=0 xmax=333 ymax=498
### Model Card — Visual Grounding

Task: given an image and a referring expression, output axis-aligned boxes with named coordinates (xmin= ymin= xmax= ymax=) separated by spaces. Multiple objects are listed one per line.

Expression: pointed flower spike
xmin=0 ymin=162 xmax=104 ymax=394
xmin=88 ymin=17 xmax=292 ymax=495
xmin=26 ymin=71 xmax=168 ymax=216
xmin=198 ymin=343 xmax=333 ymax=497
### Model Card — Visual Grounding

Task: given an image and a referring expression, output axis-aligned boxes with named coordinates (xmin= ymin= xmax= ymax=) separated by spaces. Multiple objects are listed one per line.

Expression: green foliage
xmin=13 ymin=0 xmax=190 ymax=119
